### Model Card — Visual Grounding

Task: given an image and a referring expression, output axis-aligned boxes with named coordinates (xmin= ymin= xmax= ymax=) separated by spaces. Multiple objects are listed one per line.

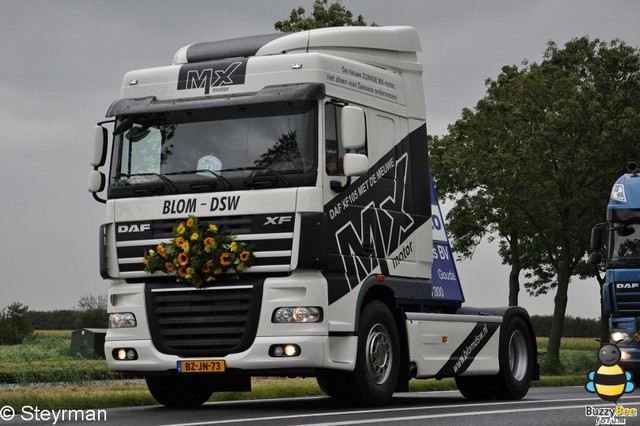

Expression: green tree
xmin=431 ymin=37 xmax=640 ymax=366
xmin=274 ymin=0 xmax=373 ymax=32
xmin=76 ymin=294 xmax=108 ymax=329
xmin=0 ymin=302 xmax=33 ymax=344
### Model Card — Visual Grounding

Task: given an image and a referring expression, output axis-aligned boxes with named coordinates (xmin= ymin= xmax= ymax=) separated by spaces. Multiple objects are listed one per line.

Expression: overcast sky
xmin=1 ymin=0 xmax=639 ymax=318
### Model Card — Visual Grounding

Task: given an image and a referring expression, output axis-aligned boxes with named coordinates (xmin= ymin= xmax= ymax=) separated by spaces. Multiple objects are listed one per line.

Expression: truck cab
xmin=592 ymin=163 xmax=640 ymax=375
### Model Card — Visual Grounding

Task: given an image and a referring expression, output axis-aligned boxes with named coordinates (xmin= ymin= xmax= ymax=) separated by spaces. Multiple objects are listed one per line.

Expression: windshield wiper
xmin=166 ymin=170 xmax=232 ymax=190
xmin=222 ymin=166 xmax=292 ymax=188
xmin=116 ymin=173 xmax=178 ymax=194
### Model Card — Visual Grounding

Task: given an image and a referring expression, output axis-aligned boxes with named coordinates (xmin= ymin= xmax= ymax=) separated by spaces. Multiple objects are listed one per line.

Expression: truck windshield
xmin=109 ymin=103 xmax=317 ymax=197
xmin=609 ymin=222 xmax=640 ymax=264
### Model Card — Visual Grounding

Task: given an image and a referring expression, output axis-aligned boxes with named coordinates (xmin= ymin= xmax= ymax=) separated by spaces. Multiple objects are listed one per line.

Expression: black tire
xmin=145 ymin=375 xmax=214 ymax=408
xmin=455 ymin=375 xmax=497 ymax=400
xmin=494 ymin=316 xmax=534 ymax=399
xmin=316 ymin=369 xmax=356 ymax=400
xmin=317 ymin=301 xmax=401 ymax=406
xmin=353 ymin=300 xmax=401 ymax=406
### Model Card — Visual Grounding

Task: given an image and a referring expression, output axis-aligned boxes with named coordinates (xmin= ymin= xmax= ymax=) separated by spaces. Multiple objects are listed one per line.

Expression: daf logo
xmin=117 ymin=224 xmax=151 ymax=234
xmin=264 ymin=216 xmax=292 ymax=226
xmin=616 ymin=283 xmax=640 ymax=290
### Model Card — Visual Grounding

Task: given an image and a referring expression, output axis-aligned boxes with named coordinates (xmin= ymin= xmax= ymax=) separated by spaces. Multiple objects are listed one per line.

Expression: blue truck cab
xmin=592 ymin=163 xmax=640 ymax=375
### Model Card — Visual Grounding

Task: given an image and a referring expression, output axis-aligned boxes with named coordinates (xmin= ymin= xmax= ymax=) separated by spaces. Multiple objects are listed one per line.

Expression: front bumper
xmin=105 ymin=271 xmax=358 ymax=374
xmin=105 ymin=335 xmax=329 ymax=373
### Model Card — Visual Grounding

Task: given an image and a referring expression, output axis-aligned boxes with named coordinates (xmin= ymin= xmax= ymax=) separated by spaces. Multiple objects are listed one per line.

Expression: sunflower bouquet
xmin=143 ymin=215 xmax=255 ymax=288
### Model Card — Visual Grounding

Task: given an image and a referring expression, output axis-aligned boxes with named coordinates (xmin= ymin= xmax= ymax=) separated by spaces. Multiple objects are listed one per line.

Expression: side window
xmin=325 ymin=103 xmax=343 ymax=176
xmin=325 ymin=102 xmax=366 ymax=176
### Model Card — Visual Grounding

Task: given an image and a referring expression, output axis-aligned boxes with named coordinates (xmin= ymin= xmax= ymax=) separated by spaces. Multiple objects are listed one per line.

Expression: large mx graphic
xmin=178 ymin=61 xmax=245 ymax=94
xmin=335 ymin=153 xmax=414 ymax=288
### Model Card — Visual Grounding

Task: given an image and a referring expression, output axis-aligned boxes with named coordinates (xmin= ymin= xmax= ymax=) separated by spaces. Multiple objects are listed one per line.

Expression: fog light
xmin=284 ymin=344 xmax=298 ymax=357
xmin=273 ymin=307 xmax=322 ymax=323
xmin=269 ymin=344 xmax=301 ymax=357
xmin=622 ymin=350 xmax=631 ymax=361
xmin=109 ymin=312 xmax=137 ymax=328
xmin=113 ymin=348 xmax=138 ymax=361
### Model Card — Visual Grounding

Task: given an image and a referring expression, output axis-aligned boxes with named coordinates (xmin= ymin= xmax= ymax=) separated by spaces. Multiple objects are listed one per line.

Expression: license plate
xmin=177 ymin=360 xmax=226 ymax=373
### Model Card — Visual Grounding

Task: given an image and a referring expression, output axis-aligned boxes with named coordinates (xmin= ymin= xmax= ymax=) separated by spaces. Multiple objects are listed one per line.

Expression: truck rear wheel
xmin=456 ymin=316 xmax=534 ymax=400
xmin=494 ymin=316 xmax=534 ymax=399
xmin=145 ymin=375 xmax=213 ymax=407
xmin=455 ymin=375 xmax=497 ymax=399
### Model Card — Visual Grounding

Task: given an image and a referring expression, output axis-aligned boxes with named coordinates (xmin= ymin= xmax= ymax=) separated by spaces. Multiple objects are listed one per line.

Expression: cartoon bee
xmin=586 ymin=343 xmax=635 ymax=403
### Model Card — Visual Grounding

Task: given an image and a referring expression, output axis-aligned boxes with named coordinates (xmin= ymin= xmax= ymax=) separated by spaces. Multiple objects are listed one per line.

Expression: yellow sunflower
xmin=186 ymin=217 xmax=195 ymax=228
xmin=204 ymin=237 xmax=216 ymax=251
xmin=157 ymin=244 xmax=167 ymax=258
xmin=240 ymin=251 xmax=251 ymax=262
xmin=220 ymin=252 xmax=232 ymax=266
xmin=177 ymin=252 xmax=189 ymax=266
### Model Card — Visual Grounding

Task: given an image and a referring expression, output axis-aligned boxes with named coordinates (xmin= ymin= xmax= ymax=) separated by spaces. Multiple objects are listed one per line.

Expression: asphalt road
xmin=5 ymin=386 xmax=640 ymax=425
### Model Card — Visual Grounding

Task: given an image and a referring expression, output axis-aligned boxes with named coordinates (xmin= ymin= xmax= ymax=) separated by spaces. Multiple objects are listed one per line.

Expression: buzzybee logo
xmin=585 ymin=342 xmax=635 ymax=403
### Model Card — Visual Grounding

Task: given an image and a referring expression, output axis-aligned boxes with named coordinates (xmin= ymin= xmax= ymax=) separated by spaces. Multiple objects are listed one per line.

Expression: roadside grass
xmin=0 ymin=332 xmax=597 ymax=410
xmin=0 ymin=331 xmax=122 ymax=384
xmin=536 ymin=337 xmax=599 ymax=377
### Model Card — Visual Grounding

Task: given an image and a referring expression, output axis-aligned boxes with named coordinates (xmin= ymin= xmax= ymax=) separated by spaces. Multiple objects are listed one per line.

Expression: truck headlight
xmin=611 ymin=331 xmax=630 ymax=342
xmin=272 ymin=307 xmax=323 ymax=323
xmin=109 ymin=312 xmax=137 ymax=328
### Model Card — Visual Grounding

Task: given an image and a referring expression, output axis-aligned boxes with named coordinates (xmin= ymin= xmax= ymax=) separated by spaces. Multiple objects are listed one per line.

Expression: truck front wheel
xmin=145 ymin=375 xmax=214 ymax=407
xmin=317 ymin=300 xmax=401 ymax=406
xmin=353 ymin=300 xmax=401 ymax=406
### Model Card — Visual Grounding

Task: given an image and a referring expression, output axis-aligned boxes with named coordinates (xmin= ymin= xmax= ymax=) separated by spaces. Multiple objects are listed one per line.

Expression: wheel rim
xmin=366 ymin=323 xmax=393 ymax=384
xmin=508 ymin=330 xmax=529 ymax=381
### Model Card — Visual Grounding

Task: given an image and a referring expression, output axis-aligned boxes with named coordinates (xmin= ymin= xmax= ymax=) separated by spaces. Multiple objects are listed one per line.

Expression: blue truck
xmin=591 ymin=162 xmax=640 ymax=376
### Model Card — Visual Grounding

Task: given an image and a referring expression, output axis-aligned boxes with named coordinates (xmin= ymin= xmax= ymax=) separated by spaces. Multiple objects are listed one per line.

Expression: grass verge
xmin=0 ymin=333 xmax=596 ymax=410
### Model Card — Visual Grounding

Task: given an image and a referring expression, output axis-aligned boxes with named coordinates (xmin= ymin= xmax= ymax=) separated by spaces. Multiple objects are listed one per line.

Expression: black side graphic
xmin=435 ymin=322 xmax=500 ymax=377
xmin=324 ymin=124 xmax=431 ymax=304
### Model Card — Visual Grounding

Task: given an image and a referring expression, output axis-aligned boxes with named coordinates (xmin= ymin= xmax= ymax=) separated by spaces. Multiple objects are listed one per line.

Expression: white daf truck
xmin=88 ymin=26 xmax=538 ymax=407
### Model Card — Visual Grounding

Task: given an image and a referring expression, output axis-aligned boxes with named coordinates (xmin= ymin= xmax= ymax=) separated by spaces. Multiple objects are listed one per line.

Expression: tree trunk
xmin=508 ymin=231 xmax=521 ymax=306
xmin=508 ymin=264 xmax=521 ymax=306
xmin=545 ymin=270 xmax=571 ymax=365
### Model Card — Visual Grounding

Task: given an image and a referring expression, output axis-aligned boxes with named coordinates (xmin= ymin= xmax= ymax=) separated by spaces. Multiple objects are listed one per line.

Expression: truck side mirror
xmin=340 ymin=106 xmax=365 ymax=150
xmin=89 ymin=125 xmax=108 ymax=203
xmin=588 ymin=226 xmax=603 ymax=265
xmin=91 ymin=126 xmax=108 ymax=167
xmin=343 ymin=153 xmax=369 ymax=176
xmin=88 ymin=170 xmax=106 ymax=193
xmin=591 ymin=226 xmax=603 ymax=252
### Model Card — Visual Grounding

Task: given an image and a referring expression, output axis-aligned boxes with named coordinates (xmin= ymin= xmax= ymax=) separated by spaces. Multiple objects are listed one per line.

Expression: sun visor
xmin=106 ymin=83 xmax=325 ymax=117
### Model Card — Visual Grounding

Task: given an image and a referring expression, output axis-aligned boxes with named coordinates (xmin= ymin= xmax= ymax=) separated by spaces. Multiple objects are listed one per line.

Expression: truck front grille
xmin=115 ymin=214 xmax=294 ymax=279
xmin=146 ymin=281 xmax=263 ymax=357
xmin=614 ymin=289 xmax=640 ymax=313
